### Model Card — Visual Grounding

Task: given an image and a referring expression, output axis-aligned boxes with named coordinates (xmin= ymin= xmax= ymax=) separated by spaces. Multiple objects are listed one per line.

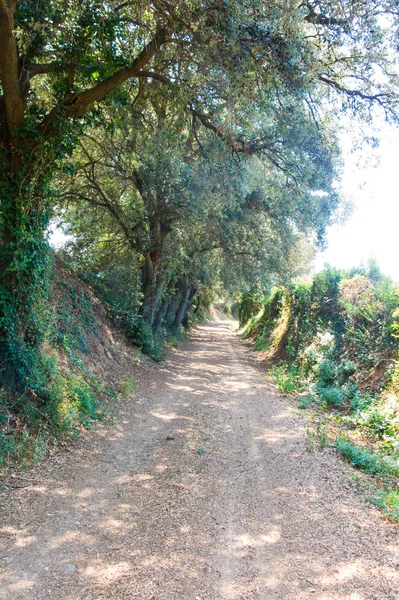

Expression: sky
xmin=312 ymin=120 xmax=399 ymax=282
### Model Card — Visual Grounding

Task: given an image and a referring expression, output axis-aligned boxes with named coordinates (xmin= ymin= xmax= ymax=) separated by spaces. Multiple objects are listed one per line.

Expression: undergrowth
xmin=240 ymin=263 xmax=399 ymax=522
xmin=269 ymin=363 xmax=304 ymax=394
xmin=0 ymin=350 xmax=113 ymax=472
xmin=371 ymin=488 xmax=399 ymax=521
xmin=0 ymin=268 xmax=119 ymax=472
xmin=122 ymin=313 xmax=165 ymax=362
xmin=335 ymin=437 xmax=399 ymax=478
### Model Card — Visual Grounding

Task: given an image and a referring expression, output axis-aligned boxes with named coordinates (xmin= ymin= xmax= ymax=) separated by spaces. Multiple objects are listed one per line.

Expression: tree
xmin=1 ymin=0 xmax=399 ymax=391
xmin=59 ymin=92 xmax=338 ymax=336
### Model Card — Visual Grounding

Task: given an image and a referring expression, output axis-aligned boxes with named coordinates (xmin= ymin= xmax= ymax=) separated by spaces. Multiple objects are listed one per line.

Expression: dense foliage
xmin=241 ymin=264 xmax=398 ymax=405
xmin=240 ymin=265 xmax=399 ymax=516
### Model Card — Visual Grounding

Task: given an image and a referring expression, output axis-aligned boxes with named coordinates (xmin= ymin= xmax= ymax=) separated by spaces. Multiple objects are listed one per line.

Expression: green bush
xmin=335 ymin=437 xmax=399 ymax=477
xmin=317 ymin=385 xmax=346 ymax=407
xmin=350 ymin=392 xmax=372 ymax=412
xmin=299 ymin=394 xmax=316 ymax=409
xmin=355 ymin=403 xmax=398 ymax=440
xmin=122 ymin=313 xmax=164 ymax=362
xmin=238 ymin=289 xmax=264 ymax=327
xmin=343 ymin=382 xmax=359 ymax=400
xmin=241 ymin=265 xmax=399 ymax=500
xmin=0 ymin=431 xmax=16 ymax=468
xmin=317 ymin=360 xmax=337 ymax=385
xmin=270 ymin=363 xmax=303 ymax=394
xmin=337 ymin=360 xmax=357 ymax=378
xmin=0 ymin=351 xmax=110 ymax=469
xmin=54 ymin=282 xmax=99 ymax=354
xmin=371 ymin=488 xmax=399 ymax=522
xmin=242 ymin=265 xmax=399 ymax=409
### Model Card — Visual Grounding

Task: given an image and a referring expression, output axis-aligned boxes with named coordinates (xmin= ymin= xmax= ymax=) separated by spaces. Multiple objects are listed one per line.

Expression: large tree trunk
xmin=0 ymin=146 xmax=52 ymax=392
xmin=172 ymin=277 xmax=191 ymax=333
xmin=0 ymin=5 xmax=172 ymax=394
xmin=0 ymin=21 xmax=52 ymax=393
xmin=141 ymin=211 xmax=167 ymax=325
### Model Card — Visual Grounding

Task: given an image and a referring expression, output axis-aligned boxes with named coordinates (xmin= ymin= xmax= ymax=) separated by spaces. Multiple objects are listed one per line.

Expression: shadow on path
xmin=1 ymin=321 xmax=399 ymax=599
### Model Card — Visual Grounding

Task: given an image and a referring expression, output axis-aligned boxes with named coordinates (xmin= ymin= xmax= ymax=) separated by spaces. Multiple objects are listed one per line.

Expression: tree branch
xmin=137 ymin=70 xmax=173 ymax=84
xmin=39 ymin=26 xmax=172 ymax=138
xmin=190 ymin=106 xmax=220 ymax=136
xmin=114 ymin=1 xmax=132 ymax=11
xmin=29 ymin=63 xmax=58 ymax=77
xmin=319 ymin=75 xmax=391 ymax=103
xmin=304 ymin=3 xmax=346 ymax=26
xmin=189 ymin=106 xmax=296 ymax=174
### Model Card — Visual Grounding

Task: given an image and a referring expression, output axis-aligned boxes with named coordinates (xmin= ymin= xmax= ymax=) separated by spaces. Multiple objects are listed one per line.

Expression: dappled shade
xmin=1 ymin=322 xmax=398 ymax=598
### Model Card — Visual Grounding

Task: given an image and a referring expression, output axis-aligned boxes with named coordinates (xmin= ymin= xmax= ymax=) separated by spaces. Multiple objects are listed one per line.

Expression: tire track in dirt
xmin=1 ymin=320 xmax=399 ymax=599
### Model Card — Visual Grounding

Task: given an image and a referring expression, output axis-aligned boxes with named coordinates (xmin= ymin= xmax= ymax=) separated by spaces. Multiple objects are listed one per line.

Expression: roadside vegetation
xmin=239 ymin=263 xmax=399 ymax=521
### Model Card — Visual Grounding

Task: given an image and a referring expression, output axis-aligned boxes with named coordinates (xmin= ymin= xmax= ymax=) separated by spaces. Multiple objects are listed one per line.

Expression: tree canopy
xmin=1 ymin=0 xmax=399 ymax=394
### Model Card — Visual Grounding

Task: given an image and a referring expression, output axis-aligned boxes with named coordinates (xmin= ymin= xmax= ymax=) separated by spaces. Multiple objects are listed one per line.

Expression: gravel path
xmin=1 ymin=320 xmax=399 ymax=599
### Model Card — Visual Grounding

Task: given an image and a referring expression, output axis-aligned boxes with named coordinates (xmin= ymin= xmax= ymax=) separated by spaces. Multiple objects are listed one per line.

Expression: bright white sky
xmin=313 ymin=119 xmax=399 ymax=282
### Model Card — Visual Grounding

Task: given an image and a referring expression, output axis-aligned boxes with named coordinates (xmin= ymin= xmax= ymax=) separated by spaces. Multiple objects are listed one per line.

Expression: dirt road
xmin=1 ymin=321 xmax=399 ymax=599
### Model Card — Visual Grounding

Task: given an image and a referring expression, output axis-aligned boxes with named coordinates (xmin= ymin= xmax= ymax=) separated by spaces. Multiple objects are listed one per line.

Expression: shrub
xmin=317 ymin=385 xmax=346 ymax=407
xmin=54 ymin=282 xmax=99 ymax=354
xmin=317 ymin=360 xmax=337 ymax=386
xmin=299 ymin=394 xmax=316 ymax=409
xmin=238 ymin=289 xmax=264 ymax=327
xmin=343 ymin=382 xmax=359 ymax=400
xmin=118 ymin=376 xmax=136 ymax=397
xmin=270 ymin=363 xmax=303 ymax=394
xmin=122 ymin=313 xmax=164 ymax=362
xmin=335 ymin=437 xmax=399 ymax=477
xmin=0 ymin=431 xmax=16 ymax=468
xmin=350 ymin=392 xmax=373 ymax=413
xmin=355 ymin=403 xmax=399 ymax=440
xmin=0 ymin=350 xmax=111 ymax=469
xmin=337 ymin=360 xmax=357 ymax=380
xmin=371 ymin=488 xmax=399 ymax=522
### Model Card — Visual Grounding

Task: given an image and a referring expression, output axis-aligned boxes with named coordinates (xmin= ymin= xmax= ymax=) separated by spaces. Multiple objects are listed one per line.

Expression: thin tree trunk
xmin=182 ymin=287 xmax=197 ymax=329
xmin=141 ymin=251 xmax=159 ymax=325
xmin=153 ymin=297 xmax=170 ymax=337
xmin=154 ymin=278 xmax=164 ymax=315
xmin=153 ymin=279 xmax=176 ymax=336
xmin=172 ymin=277 xmax=191 ymax=333
xmin=141 ymin=212 xmax=166 ymax=325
